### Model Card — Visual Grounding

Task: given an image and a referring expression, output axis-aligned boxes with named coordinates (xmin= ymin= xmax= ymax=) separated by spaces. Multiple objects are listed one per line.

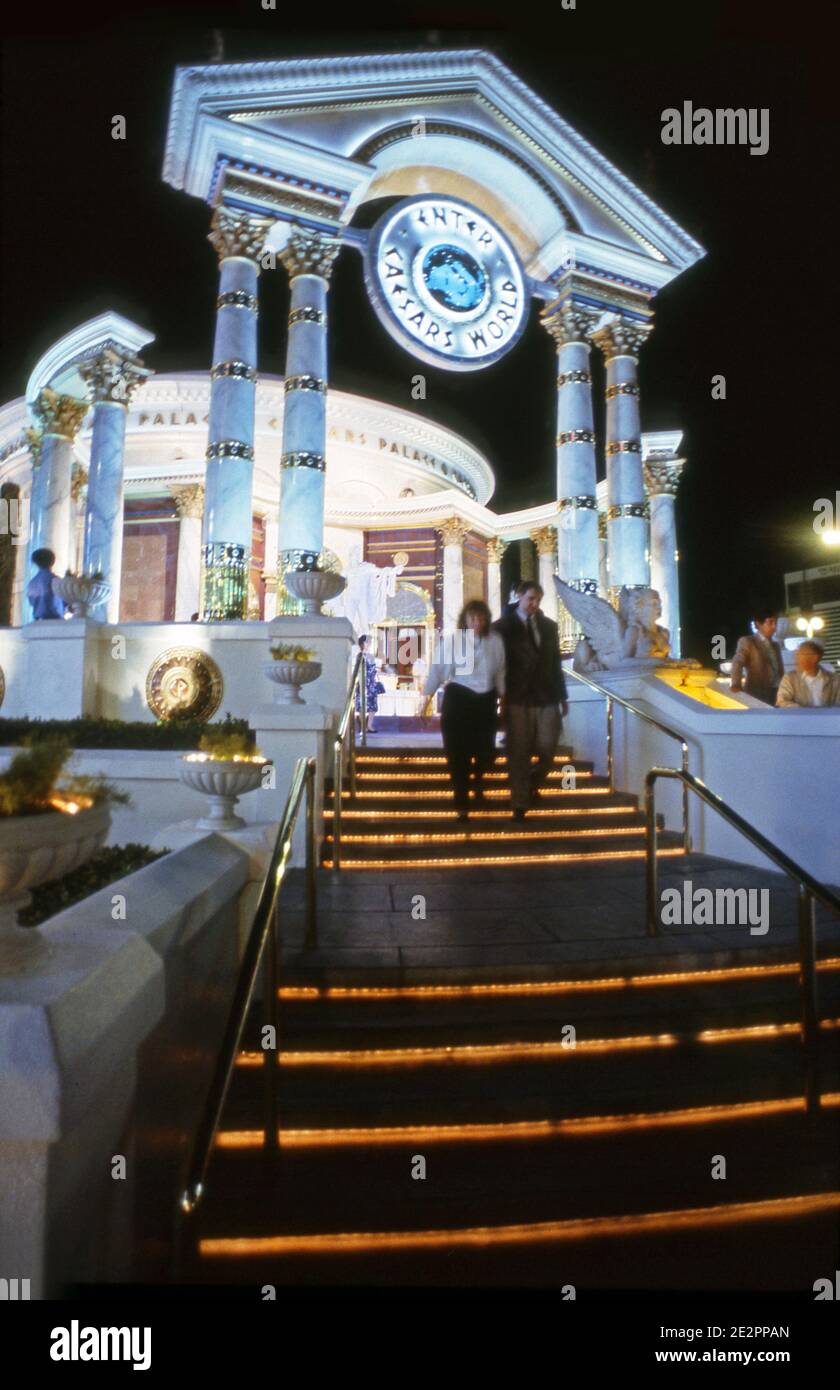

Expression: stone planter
xmin=53 ymin=574 xmax=113 ymax=618
xmin=283 ymin=569 xmax=346 ymax=615
xmin=263 ymin=659 xmax=322 ymax=705
xmin=0 ymin=801 xmax=111 ymax=936
xmin=179 ymin=755 xmax=270 ymax=831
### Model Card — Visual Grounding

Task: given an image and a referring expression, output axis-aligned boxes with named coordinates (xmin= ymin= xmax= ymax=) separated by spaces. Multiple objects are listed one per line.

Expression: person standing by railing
xmin=424 ymin=600 xmax=505 ymax=821
xmin=730 ymin=609 xmax=784 ymax=704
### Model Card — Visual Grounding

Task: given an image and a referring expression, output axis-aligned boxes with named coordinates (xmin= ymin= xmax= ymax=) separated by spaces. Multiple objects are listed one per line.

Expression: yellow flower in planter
xmin=270 ymin=644 xmax=318 ymax=662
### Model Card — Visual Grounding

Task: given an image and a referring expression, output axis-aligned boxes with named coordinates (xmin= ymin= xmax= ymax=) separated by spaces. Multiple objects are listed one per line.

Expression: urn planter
xmin=53 ymin=574 xmax=113 ymax=618
xmin=179 ymin=755 xmax=270 ymax=831
xmin=263 ymin=659 xmax=322 ymax=705
xmin=0 ymin=801 xmax=111 ymax=936
xmin=283 ymin=569 xmax=346 ymax=615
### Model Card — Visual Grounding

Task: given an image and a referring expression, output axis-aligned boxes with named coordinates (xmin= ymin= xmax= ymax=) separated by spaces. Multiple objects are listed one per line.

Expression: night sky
xmin=1 ymin=0 xmax=835 ymax=657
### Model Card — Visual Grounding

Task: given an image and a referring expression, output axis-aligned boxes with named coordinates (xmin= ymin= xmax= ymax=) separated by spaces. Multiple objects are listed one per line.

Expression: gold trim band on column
xmin=607 ymin=503 xmax=649 ymax=520
xmin=556 ymin=369 xmax=592 ymax=387
xmin=559 ymin=495 xmax=598 ymax=511
xmin=557 ymin=429 xmax=596 ymax=446
xmin=210 ymin=360 xmax=257 ymax=381
xmin=285 ymin=375 xmax=327 ymax=394
xmin=281 ymin=451 xmax=326 ymax=472
xmin=606 ymin=440 xmax=642 ymax=454
xmin=205 ymin=440 xmax=255 ymax=461
xmin=280 ymin=548 xmax=320 ymax=572
xmin=605 ymin=382 xmax=640 ymax=398
xmin=289 ymin=307 xmax=326 ymax=327
xmin=217 ymin=290 xmax=257 ymax=312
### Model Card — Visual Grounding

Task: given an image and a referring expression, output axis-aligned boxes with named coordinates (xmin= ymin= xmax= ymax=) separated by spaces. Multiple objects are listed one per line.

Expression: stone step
xmin=320 ymin=828 xmax=680 ymax=864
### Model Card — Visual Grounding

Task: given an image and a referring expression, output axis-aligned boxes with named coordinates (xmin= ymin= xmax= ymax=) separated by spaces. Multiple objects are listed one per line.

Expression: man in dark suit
xmin=730 ymin=609 xmax=784 ymax=705
xmin=493 ymin=581 xmax=568 ymax=821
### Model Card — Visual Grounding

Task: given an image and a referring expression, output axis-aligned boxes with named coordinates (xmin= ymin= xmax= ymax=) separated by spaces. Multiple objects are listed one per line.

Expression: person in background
xmin=424 ymin=600 xmax=505 ymax=821
xmin=493 ymin=581 xmax=568 ymax=822
xmin=354 ymin=634 xmax=381 ymax=733
xmin=27 ymin=548 xmax=65 ymax=620
xmin=776 ymin=641 xmax=840 ymax=707
xmin=730 ymin=609 xmax=784 ymax=705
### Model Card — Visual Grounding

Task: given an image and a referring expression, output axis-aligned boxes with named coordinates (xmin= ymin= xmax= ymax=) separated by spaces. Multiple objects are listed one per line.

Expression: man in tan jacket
xmin=777 ymin=641 xmax=840 ymax=707
xmin=730 ymin=610 xmax=784 ymax=705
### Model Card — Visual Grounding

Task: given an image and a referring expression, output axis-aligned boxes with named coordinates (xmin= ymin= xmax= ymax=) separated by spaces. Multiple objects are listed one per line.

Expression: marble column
xmin=171 ymin=484 xmax=205 ymax=621
xmin=592 ymin=315 xmax=653 ymax=604
xmin=202 ymin=207 xmax=272 ymax=621
xmin=541 ymin=299 xmax=600 ymax=600
xmin=277 ymin=224 xmax=342 ymax=582
xmin=71 ymin=465 xmax=87 ymax=575
xmin=531 ymin=525 xmax=559 ymax=622
xmin=486 ymin=537 xmax=507 ymax=619
xmin=438 ymin=517 xmax=468 ymax=631
xmin=644 ymin=457 xmax=685 ymax=657
xmin=27 ymin=390 xmax=89 ymax=580
xmin=79 ymin=349 xmax=149 ymax=621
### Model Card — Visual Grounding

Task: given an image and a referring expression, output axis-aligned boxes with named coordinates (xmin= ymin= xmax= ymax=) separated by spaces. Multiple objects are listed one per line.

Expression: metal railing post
xmin=644 ymin=771 xmax=659 ymax=938
xmin=332 ymin=735 xmax=343 ymax=874
xmin=304 ymin=761 xmax=318 ymax=949
xmin=680 ymin=742 xmax=691 ymax=853
xmin=262 ymin=896 xmax=279 ymax=1154
xmin=360 ymin=663 xmax=368 ymax=746
xmin=606 ymin=697 xmax=614 ymax=791
xmin=797 ymin=885 xmax=821 ymax=1117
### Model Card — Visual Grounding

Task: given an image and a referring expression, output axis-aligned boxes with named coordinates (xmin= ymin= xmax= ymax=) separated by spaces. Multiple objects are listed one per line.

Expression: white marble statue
xmin=342 ymin=545 xmax=404 ymax=636
xmin=555 ymin=578 xmax=694 ymax=673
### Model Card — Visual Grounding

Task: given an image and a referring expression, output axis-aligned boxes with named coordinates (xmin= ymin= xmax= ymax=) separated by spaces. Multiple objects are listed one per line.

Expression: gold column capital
xmin=486 ymin=537 xmax=508 ymax=565
xmin=208 ymin=206 xmax=273 ymax=264
xmin=592 ymin=314 xmax=654 ymax=361
xmin=437 ymin=517 xmax=469 ymax=548
xmin=540 ymin=298 xmax=601 ymax=348
xmin=278 ymin=223 xmax=342 ymax=281
xmin=32 ymin=388 xmax=89 ymax=440
xmin=170 ymin=483 xmax=205 ymax=519
xmin=643 ymin=458 xmax=685 ymax=497
xmin=79 ymin=347 xmax=149 ymax=405
xmin=530 ymin=525 xmax=558 ymax=558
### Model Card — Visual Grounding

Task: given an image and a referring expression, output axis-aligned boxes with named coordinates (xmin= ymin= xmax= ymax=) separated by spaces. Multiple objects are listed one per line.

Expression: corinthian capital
xmin=530 ymin=525 xmax=557 ymax=558
xmin=170 ymin=483 xmax=205 ymax=519
xmin=25 ymin=426 xmax=43 ymax=463
xmin=643 ymin=458 xmax=685 ymax=497
xmin=592 ymin=315 xmax=653 ymax=361
xmin=540 ymin=299 xmax=601 ymax=348
xmin=278 ymin=223 xmax=342 ymax=281
xmin=79 ymin=346 xmax=150 ymax=405
xmin=438 ymin=517 xmax=469 ymax=548
xmin=486 ymin=537 xmax=508 ymax=565
xmin=33 ymin=388 xmax=89 ymax=440
xmin=208 ymin=207 xmax=273 ymax=264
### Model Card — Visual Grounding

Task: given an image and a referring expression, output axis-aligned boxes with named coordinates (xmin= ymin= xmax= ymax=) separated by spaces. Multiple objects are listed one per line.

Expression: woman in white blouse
xmin=424 ymin=600 xmax=506 ymax=821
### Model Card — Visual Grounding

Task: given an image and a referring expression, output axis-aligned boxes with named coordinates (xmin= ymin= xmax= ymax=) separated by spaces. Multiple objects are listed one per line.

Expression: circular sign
xmin=364 ymin=196 xmax=528 ymax=371
xmin=145 ymin=647 xmax=223 ymax=722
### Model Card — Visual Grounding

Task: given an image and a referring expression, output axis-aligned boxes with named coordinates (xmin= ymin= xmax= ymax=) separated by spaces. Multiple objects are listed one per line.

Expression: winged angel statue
xmin=555 ymin=579 xmax=693 ymax=674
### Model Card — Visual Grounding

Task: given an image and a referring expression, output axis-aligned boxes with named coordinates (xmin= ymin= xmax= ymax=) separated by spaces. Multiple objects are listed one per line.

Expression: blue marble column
xmin=541 ymin=296 xmax=601 ymax=647
xmin=201 ymin=207 xmax=271 ymax=621
xmin=592 ymin=315 xmax=653 ymax=603
xmin=277 ymin=224 xmax=342 ymax=579
xmin=27 ymin=390 xmax=89 ymax=580
xmin=79 ymin=350 xmax=149 ymax=621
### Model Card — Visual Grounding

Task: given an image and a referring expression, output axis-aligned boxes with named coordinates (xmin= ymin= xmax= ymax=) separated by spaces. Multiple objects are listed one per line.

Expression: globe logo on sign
xmin=422 ymin=245 xmax=488 ymax=313
xmin=364 ymin=195 xmax=527 ymax=372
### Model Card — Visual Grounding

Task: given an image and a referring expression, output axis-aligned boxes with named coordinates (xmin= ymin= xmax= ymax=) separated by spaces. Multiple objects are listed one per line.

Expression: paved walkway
xmin=279 ymin=854 xmax=840 ymax=982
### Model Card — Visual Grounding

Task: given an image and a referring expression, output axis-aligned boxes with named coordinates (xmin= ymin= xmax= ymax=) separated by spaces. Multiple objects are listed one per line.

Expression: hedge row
xmin=17 ymin=843 xmax=169 ymax=926
xmin=0 ymin=714 xmax=254 ymax=751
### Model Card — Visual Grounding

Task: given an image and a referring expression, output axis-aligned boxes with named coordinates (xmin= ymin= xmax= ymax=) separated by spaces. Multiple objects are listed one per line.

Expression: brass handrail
xmin=176 ymin=755 xmax=318 ymax=1243
xmin=569 ymin=667 xmax=691 ymax=851
xmin=332 ymin=650 xmax=366 ymax=873
xmin=645 ymin=765 xmax=840 ymax=1115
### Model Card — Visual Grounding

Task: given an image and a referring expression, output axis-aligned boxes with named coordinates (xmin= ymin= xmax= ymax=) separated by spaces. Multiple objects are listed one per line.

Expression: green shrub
xmin=198 ymin=712 xmax=256 ymax=759
xmin=17 ymin=843 xmax=169 ymax=926
xmin=0 ymin=737 xmax=131 ymax=817
xmin=0 ymin=713 xmax=254 ymax=752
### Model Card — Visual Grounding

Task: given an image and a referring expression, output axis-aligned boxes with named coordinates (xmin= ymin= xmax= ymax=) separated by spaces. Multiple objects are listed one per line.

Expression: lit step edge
xmin=199 ymin=1191 xmax=840 ymax=1257
xmin=321 ymin=848 xmax=685 ymax=869
xmin=215 ymin=1091 xmax=840 ymax=1148
xmin=235 ymin=1017 xmax=840 ymax=1068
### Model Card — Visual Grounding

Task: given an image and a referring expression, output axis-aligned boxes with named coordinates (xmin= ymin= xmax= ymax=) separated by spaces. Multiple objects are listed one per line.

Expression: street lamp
xmin=820 ymin=528 xmax=840 ymax=547
xmin=796 ymin=614 xmax=825 ymax=640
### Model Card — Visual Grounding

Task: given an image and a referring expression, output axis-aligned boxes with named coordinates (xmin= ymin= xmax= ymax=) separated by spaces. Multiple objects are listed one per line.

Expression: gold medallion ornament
xmin=392 ymin=551 xmax=410 ymax=569
xmin=145 ymin=647 xmax=223 ymax=722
